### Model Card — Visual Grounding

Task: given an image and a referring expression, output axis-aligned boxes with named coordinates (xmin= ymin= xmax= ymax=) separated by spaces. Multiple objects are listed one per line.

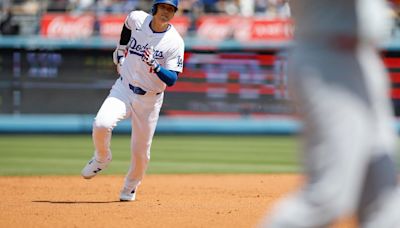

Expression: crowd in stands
xmin=1 ymin=0 xmax=400 ymax=36
xmin=0 ymin=0 xmax=291 ymax=16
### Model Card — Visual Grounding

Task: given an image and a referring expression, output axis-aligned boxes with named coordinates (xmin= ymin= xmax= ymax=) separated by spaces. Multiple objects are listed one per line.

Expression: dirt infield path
xmin=0 ymin=175 xmax=354 ymax=228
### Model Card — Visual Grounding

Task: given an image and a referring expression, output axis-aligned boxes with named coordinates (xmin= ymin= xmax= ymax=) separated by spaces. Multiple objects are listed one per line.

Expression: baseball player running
xmin=81 ymin=0 xmax=184 ymax=201
xmin=262 ymin=0 xmax=400 ymax=227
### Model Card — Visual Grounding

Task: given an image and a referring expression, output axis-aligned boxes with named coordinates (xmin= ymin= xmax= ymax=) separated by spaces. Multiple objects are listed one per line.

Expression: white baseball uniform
xmin=92 ymin=10 xmax=184 ymax=191
xmin=262 ymin=0 xmax=400 ymax=227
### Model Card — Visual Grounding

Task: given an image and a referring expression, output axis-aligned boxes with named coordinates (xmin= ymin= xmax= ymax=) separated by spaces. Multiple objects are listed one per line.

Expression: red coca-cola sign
xmin=235 ymin=19 xmax=294 ymax=41
xmin=196 ymin=16 xmax=294 ymax=42
xmin=40 ymin=13 xmax=293 ymax=42
xmin=41 ymin=14 xmax=95 ymax=38
xmin=41 ymin=13 xmax=190 ymax=39
xmin=196 ymin=16 xmax=234 ymax=41
xmin=97 ymin=14 xmax=125 ymax=38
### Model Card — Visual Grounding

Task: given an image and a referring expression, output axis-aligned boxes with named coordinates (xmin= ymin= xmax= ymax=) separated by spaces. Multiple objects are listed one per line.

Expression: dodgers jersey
xmin=120 ymin=11 xmax=184 ymax=93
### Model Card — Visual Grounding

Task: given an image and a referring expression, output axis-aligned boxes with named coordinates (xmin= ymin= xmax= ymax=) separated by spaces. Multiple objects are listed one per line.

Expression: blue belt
xmin=129 ymin=84 xmax=148 ymax=95
xmin=121 ymin=76 xmax=160 ymax=95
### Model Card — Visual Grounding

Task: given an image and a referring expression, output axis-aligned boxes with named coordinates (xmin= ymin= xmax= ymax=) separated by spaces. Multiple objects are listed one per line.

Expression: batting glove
xmin=113 ymin=44 xmax=126 ymax=74
xmin=142 ymin=46 xmax=161 ymax=72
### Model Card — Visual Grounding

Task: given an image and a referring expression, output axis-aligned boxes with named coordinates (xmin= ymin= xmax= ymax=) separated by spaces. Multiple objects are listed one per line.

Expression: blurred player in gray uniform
xmin=81 ymin=0 xmax=184 ymax=201
xmin=262 ymin=0 xmax=400 ymax=227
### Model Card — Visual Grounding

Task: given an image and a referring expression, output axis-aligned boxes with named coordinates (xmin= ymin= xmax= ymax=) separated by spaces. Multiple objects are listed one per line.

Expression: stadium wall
xmin=0 ymin=114 xmax=300 ymax=134
xmin=1 ymin=35 xmax=400 ymax=134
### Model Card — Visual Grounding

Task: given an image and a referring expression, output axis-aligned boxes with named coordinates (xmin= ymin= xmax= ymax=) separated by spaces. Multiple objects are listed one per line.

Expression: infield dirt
xmin=0 ymin=175 xmax=354 ymax=228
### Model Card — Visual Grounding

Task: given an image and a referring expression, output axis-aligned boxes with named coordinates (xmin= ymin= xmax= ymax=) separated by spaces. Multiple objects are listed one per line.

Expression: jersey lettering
xmin=128 ymin=37 xmax=164 ymax=60
xmin=177 ymin=55 xmax=183 ymax=68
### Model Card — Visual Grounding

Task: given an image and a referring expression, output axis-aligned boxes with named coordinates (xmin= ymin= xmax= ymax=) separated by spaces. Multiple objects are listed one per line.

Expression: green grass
xmin=0 ymin=134 xmax=300 ymax=175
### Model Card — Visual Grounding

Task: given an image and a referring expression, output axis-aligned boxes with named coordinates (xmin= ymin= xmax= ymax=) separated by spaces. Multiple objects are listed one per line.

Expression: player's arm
xmin=112 ymin=24 xmax=131 ymax=74
xmin=154 ymin=67 xmax=179 ymax=87
xmin=142 ymin=47 xmax=178 ymax=86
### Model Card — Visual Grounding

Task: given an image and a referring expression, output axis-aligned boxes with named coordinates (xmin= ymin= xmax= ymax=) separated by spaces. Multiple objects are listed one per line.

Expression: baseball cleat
xmin=81 ymin=157 xmax=111 ymax=179
xmin=119 ymin=187 xmax=137 ymax=201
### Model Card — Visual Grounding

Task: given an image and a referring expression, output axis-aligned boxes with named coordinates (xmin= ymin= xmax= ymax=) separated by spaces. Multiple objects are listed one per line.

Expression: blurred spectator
xmin=69 ymin=0 xmax=95 ymax=12
xmin=254 ymin=0 xmax=290 ymax=18
xmin=389 ymin=0 xmax=400 ymax=37
xmin=102 ymin=0 xmax=127 ymax=13
xmin=123 ymin=0 xmax=141 ymax=12
xmin=0 ymin=0 xmax=10 ymax=9
xmin=254 ymin=0 xmax=268 ymax=15
xmin=0 ymin=10 xmax=20 ymax=35
xmin=217 ymin=0 xmax=240 ymax=15
xmin=177 ymin=0 xmax=193 ymax=15
xmin=265 ymin=0 xmax=290 ymax=18
xmin=177 ymin=0 xmax=203 ymax=18
xmin=177 ymin=0 xmax=203 ymax=33
xmin=239 ymin=0 xmax=254 ymax=16
xmin=46 ymin=0 xmax=71 ymax=12
xmin=19 ymin=0 xmax=41 ymax=14
xmin=92 ymin=0 xmax=145 ymax=14
xmin=201 ymin=0 xmax=220 ymax=13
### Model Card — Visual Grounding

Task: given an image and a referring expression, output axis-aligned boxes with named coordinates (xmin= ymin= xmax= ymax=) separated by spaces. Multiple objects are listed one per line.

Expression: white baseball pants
xmin=92 ymin=77 xmax=163 ymax=190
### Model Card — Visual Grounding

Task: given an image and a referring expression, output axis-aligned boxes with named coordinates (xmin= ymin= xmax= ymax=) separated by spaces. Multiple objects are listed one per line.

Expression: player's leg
xmin=263 ymin=47 xmax=374 ymax=227
xmin=355 ymin=42 xmax=400 ymax=228
xmin=356 ymin=154 xmax=400 ymax=228
xmin=82 ymin=79 xmax=131 ymax=179
xmin=120 ymin=94 xmax=164 ymax=201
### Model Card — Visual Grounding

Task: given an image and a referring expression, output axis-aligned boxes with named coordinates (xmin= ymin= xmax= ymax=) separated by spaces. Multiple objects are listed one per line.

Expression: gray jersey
xmin=261 ymin=0 xmax=400 ymax=227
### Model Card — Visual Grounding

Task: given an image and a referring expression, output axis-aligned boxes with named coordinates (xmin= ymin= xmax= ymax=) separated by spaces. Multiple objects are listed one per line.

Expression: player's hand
xmin=113 ymin=45 xmax=126 ymax=74
xmin=142 ymin=46 xmax=160 ymax=72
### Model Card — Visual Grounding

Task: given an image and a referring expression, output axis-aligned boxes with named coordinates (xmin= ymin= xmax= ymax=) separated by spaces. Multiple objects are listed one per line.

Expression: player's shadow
xmin=32 ymin=200 xmax=123 ymax=204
